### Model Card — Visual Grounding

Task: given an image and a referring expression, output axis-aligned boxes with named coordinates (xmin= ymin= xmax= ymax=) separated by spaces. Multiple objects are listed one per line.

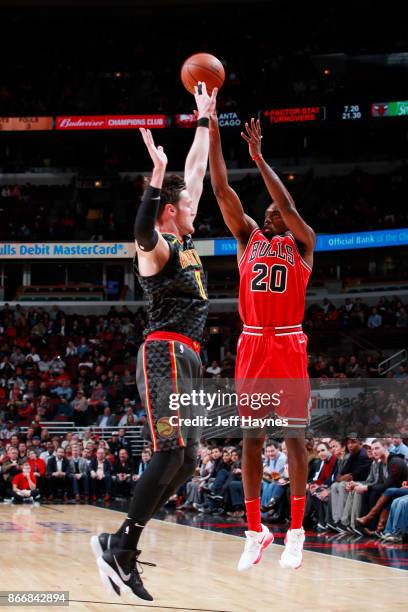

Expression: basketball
xmin=181 ymin=52 xmax=225 ymax=94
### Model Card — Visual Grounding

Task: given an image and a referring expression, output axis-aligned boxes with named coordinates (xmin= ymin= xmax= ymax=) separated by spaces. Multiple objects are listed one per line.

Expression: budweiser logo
xmin=58 ymin=117 xmax=105 ymax=128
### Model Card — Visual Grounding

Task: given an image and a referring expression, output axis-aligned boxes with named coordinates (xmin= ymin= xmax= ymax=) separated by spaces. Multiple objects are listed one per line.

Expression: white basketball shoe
xmin=237 ymin=524 xmax=274 ymax=571
xmin=279 ymin=527 xmax=305 ymax=569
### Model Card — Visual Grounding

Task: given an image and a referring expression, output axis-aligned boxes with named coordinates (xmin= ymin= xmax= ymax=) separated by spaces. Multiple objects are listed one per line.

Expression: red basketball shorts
xmin=235 ymin=324 xmax=311 ymax=429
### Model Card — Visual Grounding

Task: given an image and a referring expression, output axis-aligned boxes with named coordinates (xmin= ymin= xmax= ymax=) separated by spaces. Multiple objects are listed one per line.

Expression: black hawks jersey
xmin=135 ymin=233 xmax=209 ymax=342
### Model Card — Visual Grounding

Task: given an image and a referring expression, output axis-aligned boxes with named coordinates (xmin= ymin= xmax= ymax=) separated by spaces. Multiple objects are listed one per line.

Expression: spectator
xmin=206 ymin=361 xmax=221 ymax=377
xmin=195 ymin=449 xmax=234 ymax=515
xmin=327 ymin=436 xmax=372 ymax=530
xmin=112 ymin=448 xmax=134 ymax=498
xmin=133 ymin=448 xmax=152 ymax=482
xmin=396 ymin=307 xmax=408 ymax=327
xmin=82 ymin=447 xmax=92 ymax=470
xmin=10 ymin=347 xmax=25 ymax=367
xmin=25 ymin=347 xmax=40 ymax=364
xmin=367 ymin=308 xmax=382 ymax=329
xmin=346 ymin=356 xmax=361 ymax=378
xmin=68 ymin=444 xmax=90 ymax=502
xmin=179 ymin=447 xmax=213 ymax=510
xmin=116 ymin=428 xmax=131 ymax=454
xmin=46 ymin=447 xmax=71 ymax=501
xmin=65 ymin=341 xmax=78 ymax=357
xmin=225 ymin=449 xmax=244 ymax=517
xmin=12 ymin=462 xmax=39 ymax=504
xmin=27 ymin=449 xmax=46 ymax=498
xmin=381 ymin=490 xmax=408 ymax=542
xmin=1 ymin=447 xmax=22 ymax=498
xmin=77 ymin=338 xmax=90 ymax=359
xmin=17 ymin=442 xmax=28 ymax=464
xmin=88 ymin=383 xmax=108 ymax=415
xmin=389 ymin=437 xmax=408 ymax=462
xmin=90 ymin=448 xmax=112 ymax=501
xmin=0 ymin=420 xmax=19 ymax=441
xmin=304 ymin=442 xmax=338 ymax=529
xmin=356 ymin=461 xmax=408 ymax=535
xmin=52 ymin=379 xmax=73 ymax=402
xmin=61 ymin=432 xmax=74 ymax=450
xmin=261 ymin=442 xmax=287 ymax=511
xmin=108 ymin=432 xmax=123 ymax=459
xmin=52 ymin=379 xmax=74 ymax=418
xmin=0 ymin=356 xmax=16 ymax=376
xmin=118 ymin=407 xmax=138 ymax=427
xmin=121 ymin=370 xmax=136 ymax=395
xmin=71 ymin=390 xmax=90 ymax=427
xmin=30 ymin=436 xmax=43 ymax=456
xmin=338 ymin=439 xmax=392 ymax=534
xmin=39 ymin=440 xmax=56 ymax=466
xmin=96 ymin=406 xmax=116 ymax=428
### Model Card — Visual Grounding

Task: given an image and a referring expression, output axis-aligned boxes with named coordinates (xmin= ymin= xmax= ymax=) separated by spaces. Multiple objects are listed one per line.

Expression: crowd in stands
xmin=0 ymin=303 xmax=147 ymax=426
xmin=1 ymin=166 xmax=408 ymax=242
xmin=305 ymin=296 xmax=408 ymax=334
xmin=0 ymin=301 xmax=407 ymax=431
xmin=175 ymin=436 xmax=408 ymax=543
xmin=0 ymin=3 xmax=406 ymax=117
xmin=0 ymin=422 xmax=152 ymax=504
xmin=0 ymin=297 xmax=407 ymax=541
xmin=2 ymin=416 xmax=408 ymax=543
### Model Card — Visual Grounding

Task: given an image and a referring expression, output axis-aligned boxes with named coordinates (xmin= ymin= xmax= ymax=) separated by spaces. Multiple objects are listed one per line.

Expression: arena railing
xmin=378 ymin=349 xmax=408 ymax=375
xmin=19 ymin=423 xmax=148 ymax=456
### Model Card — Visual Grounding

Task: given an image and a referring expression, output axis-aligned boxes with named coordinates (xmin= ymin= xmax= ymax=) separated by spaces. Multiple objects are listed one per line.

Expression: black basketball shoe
xmin=90 ymin=532 xmax=121 ymax=558
xmin=90 ymin=533 xmax=121 ymax=596
xmin=97 ymin=548 xmax=155 ymax=601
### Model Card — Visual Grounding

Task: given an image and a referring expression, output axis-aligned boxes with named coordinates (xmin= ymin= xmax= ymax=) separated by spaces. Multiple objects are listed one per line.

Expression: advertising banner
xmin=0 ymin=242 xmax=134 ymax=259
xmin=372 ymin=100 xmax=408 ymax=118
xmin=56 ymin=115 xmax=167 ymax=130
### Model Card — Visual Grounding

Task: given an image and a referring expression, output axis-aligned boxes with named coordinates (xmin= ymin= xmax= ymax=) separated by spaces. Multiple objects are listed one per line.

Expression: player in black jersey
xmin=93 ymin=82 xmax=217 ymax=601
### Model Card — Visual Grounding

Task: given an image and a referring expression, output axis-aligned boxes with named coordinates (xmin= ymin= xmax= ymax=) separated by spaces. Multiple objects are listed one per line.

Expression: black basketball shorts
xmin=136 ymin=331 xmax=203 ymax=451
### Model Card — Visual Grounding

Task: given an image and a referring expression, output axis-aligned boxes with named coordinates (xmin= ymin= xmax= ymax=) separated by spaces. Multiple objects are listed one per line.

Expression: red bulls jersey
xmin=238 ymin=229 xmax=311 ymax=327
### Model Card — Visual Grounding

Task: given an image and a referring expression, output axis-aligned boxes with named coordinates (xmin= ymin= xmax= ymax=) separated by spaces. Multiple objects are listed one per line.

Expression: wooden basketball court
xmin=0 ymin=503 xmax=406 ymax=611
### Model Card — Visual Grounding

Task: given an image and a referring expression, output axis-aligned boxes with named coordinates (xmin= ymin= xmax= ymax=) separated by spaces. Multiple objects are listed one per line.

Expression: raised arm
xmin=184 ymin=82 xmax=218 ymax=217
xmin=242 ymin=118 xmax=315 ymax=265
xmin=133 ymin=128 xmax=171 ymax=276
xmin=209 ymin=113 xmax=257 ymax=245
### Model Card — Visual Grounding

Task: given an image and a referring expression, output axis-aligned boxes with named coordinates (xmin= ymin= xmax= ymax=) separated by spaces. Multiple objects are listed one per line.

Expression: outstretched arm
xmin=209 ymin=113 xmax=257 ymax=244
xmin=134 ymin=128 xmax=171 ymax=276
xmin=242 ymin=118 xmax=315 ymax=264
xmin=184 ymin=82 xmax=218 ymax=217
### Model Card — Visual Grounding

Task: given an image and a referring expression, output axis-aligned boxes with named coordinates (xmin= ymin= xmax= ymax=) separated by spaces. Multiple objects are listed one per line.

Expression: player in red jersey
xmin=209 ymin=115 xmax=315 ymax=571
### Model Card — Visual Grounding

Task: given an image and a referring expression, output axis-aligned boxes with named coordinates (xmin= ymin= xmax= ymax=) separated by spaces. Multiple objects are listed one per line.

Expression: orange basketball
xmin=181 ymin=53 xmax=225 ymax=95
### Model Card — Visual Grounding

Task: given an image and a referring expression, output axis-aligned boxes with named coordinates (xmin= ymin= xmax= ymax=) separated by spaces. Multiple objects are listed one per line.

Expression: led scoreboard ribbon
xmin=261 ymin=104 xmax=368 ymax=123
xmin=0 ymin=102 xmax=407 ymax=133
xmin=261 ymin=102 xmax=408 ymax=123
xmin=263 ymin=106 xmax=326 ymax=123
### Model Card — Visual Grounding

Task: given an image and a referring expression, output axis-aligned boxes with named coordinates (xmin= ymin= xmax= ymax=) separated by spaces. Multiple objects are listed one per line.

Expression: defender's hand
xmin=139 ymin=128 xmax=168 ymax=169
xmin=241 ymin=117 xmax=262 ymax=159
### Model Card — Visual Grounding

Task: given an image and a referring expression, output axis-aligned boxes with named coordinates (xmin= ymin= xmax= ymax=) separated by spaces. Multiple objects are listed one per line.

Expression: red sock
xmin=290 ymin=495 xmax=306 ymax=530
xmin=245 ymin=497 xmax=262 ymax=532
